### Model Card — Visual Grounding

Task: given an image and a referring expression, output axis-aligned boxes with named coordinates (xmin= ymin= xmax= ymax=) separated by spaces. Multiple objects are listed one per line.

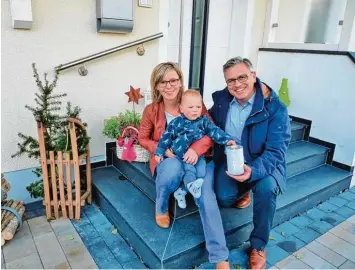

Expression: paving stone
xmin=34 ymin=231 xmax=69 ymax=269
xmin=327 ymin=197 xmax=349 ymax=207
xmin=336 ymin=206 xmax=355 ymax=218
xmin=64 ymin=244 xmax=98 ymax=269
xmin=275 ymin=254 xmax=311 ymax=269
xmin=27 ymin=216 xmax=52 ymax=237
xmin=346 ymin=200 xmax=355 ymax=210
xmin=273 ymin=221 xmax=301 ymax=237
xmin=72 ymin=222 xmax=100 ymax=243
xmin=85 ymin=209 xmax=108 ymax=227
xmin=339 ymin=191 xmax=355 ymax=201
xmin=293 ymin=227 xmax=321 ymax=244
xmin=337 ymin=220 xmax=355 ymax=234
xmin=266 ymin=245 xmax=289 ymax=266
xmin=55 ymin=224 xmax=98 ymax=269
xmin=348 ymin=215 xmax=355 ymax=224
xmin=308 ymin=220 xmax=334 ymax=234
xmin=339 ymin=260 xmax=355 ymax=269
xmin=266 ymin=264 xmax=279 ymax=269
xmin=321 ymin=212 xmax=346 ymax=226
xmin=228 ymin=248 xmax=249 ymax=270
xmin=50 ymin=218 xmax=76 ymax=236
xmin=305 ymin=207 xmax=328 ymax=221
xmin=2 ymin=233 xmax=38 ymax=262
xmin=306 ymin=240 xmax=347 ymax=267
xmin=349 ymin=187 xmax=355 ymax=194
xmin=2 ymin=250 xmax=5 ymax=269
xmin=318 ymin=201 xmax=339 ymax=213
xmin=121 ymin=257 xmax=147 ymax=269
xmin=5 ymin=254 xmax=43 ymax=269
xmin=317 ymin=232 xmax=355 ymax=263
xmin=86 ymin=237 xmax=122 ymax=269
xmin=267 ymin=230 xmax=286 ymax=246
xmin=276 ymin=235 xmax=306 ymax=254
xmin=293 ymin=247 xmax=336 ymax=269
xmin=289 ymin=215 xmax=313 ymax=229
xmin=330 ymin=223 xmax=355 ymax=245
xmin=12 ymin=221 xmax=32 ymax=240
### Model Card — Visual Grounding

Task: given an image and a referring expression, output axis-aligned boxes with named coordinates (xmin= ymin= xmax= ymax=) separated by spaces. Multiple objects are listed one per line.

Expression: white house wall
xmin=202 ymin=0 xmax=265 ymax=108
xmin=257 ymin=51 xmax=355 ymax=166
xmin=1 ymin=0 xmax=159 ymax=172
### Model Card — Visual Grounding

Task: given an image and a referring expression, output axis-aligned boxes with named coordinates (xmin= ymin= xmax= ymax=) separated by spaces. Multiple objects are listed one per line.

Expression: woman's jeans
xmin=155 ymin=158 xmax=229 ymax=263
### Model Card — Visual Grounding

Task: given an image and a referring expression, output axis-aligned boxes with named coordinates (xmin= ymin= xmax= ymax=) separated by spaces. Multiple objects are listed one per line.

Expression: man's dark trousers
xmin=214 ymin=160 xmax=280 ymax=250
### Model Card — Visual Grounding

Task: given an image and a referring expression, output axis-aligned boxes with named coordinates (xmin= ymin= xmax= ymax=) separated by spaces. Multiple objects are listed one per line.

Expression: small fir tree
xmin=278 ymin=78 xmax=291 ymax=107
xmin=12 ymin=63 xmax=90 ymax=198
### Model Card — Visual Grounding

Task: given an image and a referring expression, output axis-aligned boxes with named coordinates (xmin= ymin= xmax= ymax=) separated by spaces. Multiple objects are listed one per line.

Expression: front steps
xmin=91 ymin=119 xmax=353 ymax=269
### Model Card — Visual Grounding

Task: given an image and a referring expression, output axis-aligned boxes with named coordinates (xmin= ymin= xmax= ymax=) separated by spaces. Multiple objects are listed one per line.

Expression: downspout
xmin=178 ymin=0 xmax=184 ymax=67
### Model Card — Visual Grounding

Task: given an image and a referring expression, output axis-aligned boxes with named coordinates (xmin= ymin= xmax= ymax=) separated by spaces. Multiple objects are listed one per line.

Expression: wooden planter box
xmin=38 ymin=118 xmax=91 ymax=220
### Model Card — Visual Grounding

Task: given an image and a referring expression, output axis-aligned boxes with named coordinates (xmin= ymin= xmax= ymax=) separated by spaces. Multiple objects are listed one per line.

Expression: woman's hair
xmin=150 ymin=62 xmax=184 ymax=103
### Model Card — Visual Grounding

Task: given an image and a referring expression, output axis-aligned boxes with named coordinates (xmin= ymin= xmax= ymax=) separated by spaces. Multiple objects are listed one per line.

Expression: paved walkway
xmin=2 ymin=187 xmax=355 ymax=269
xmin=272 ymin=215 xmax=355 ymax=269
xmin=2 ymin=216 xmax=97 ymax=269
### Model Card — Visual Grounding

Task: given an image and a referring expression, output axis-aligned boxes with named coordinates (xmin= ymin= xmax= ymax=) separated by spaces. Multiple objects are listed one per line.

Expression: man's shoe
xmin=155 ymin=211 xmax=170 ymax=228
xmin=249 ymin=248 xmax=266 ymax=269
xmin=235 ymin=192 xmax=251 ymax=209
xmin=216 ymin=261 xmax=230 ymax=270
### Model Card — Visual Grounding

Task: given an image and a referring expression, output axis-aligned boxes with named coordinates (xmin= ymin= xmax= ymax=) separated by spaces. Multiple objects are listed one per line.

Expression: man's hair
xmin=181 ymin=89 xmax=202 ymax=104
xmin=223 ymin=57 xmax=254 ymax=72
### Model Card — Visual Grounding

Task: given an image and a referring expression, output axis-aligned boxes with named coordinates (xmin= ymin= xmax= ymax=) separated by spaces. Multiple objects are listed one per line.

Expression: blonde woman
xmin=138 ymin=62 xmax=230 ymax=269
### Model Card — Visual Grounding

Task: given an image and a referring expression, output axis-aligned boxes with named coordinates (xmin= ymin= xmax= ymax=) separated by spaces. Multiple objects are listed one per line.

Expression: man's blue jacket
xmin=209 ymin=78 xmax=291 ymax=193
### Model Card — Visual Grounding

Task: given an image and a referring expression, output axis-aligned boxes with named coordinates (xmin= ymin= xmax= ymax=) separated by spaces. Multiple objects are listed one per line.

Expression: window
xmin=263 ymin=0 xmax=355 ymax=50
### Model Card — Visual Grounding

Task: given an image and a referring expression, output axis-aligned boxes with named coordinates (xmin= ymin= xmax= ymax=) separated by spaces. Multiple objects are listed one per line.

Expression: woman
xmin=138 ymin=62 xmax=230 ymax=269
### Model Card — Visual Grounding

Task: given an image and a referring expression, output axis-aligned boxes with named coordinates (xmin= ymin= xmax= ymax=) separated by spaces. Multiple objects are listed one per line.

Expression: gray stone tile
xmin=293 ymin=248 xmax=336 ymax=269
xmin=330 ymin=223 xmax=355 ymax=245
xmin=64 ymin=245 xmax=97 ymax=269
xmin=348 ymin=215 xmax=355 ymax=225
xmin=50 ymin=218 xmax=76 ymax=237
xmin=339 ymin=260 xmax=355 ymax=269
xmin=2 ymin=250 xmax=5 ymax=269
xmin=318 ymin=201 xmax=339 ymax=212
xmin=327 ymin=197 xmax=348 ymax=207
xmin=337 ymin=220 xmax=355 ymax=234
xmin=275 ymin=255 xmax=311 ymax=269
xmin=306 ymin=240 xmax=347 ymax=267
xmin=289 ymin=215 xmax=313 ymax=229
xmin=339 ymin=190 xmax=355 ymax=201
xmin=5 ymin=254 xmax=43 ymax=269
xmin=53 ymin=221 xmax=97 ymax=269
xmin=317 ymin=232 xmax=355 ymax=263
xmin=3 ymin=234 xmax=38 ymax=262
xmin=346 ymin=201 xmax=355 ymax=210
xmin=27 ymin=216 xmax=52 ymax=237
xmin=12 ymin=221 xmax=32 ymax=240
xmin=33 ymin=231 xmax=69 ymax=269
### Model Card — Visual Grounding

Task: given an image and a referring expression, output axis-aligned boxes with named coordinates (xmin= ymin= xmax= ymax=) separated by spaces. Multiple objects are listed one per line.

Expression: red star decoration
xmin=125 ymin=85 xmax=143 ymax=104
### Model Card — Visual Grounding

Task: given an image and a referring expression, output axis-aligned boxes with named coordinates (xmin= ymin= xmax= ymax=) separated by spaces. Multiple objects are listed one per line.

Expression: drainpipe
xmin=178 ymin=0 xmax=184 ymax=67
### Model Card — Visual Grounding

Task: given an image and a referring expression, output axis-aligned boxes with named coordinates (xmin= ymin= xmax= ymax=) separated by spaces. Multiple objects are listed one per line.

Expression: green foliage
xmin=278 ymin=78 xmax=291 ymax=107
xmin=12 ymin=63 xmax=90 ymax=198
xmin=103 ymin=110 xmax=142 ymax=139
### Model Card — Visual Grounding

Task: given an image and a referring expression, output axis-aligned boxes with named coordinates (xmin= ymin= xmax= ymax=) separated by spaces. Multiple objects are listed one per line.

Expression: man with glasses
xmin=209 ymin=57 xmax=291 ymax=269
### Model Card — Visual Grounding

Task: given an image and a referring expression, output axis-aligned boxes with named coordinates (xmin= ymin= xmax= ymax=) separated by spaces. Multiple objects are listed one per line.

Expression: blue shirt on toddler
xmin=155 ymin=114 xmax=233 ymax=159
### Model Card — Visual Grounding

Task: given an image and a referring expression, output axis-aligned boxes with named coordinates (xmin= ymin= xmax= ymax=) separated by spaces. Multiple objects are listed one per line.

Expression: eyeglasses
xmin=158 ymin=78 xmax=180 ymax=88
xmin=226 ymin=72 xmax=251 ymax=86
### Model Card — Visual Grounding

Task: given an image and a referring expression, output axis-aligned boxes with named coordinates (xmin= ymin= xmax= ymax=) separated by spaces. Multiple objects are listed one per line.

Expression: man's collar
xmin=230 ymin=92 xmax=256 ymax=107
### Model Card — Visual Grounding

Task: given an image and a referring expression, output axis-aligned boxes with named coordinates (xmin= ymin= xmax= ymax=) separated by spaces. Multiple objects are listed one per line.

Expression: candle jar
xmin=226 ymin=145 xmax=245 ymax=175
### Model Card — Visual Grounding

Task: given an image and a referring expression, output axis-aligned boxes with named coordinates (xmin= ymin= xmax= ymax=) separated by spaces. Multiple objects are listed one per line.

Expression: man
xmin=209 ymin=57 xmax=291 ymax=269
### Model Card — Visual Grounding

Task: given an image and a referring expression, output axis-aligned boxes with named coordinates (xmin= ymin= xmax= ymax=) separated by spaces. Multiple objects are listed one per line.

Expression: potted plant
xmin=102 ymin=86 xmax=149 ymax=163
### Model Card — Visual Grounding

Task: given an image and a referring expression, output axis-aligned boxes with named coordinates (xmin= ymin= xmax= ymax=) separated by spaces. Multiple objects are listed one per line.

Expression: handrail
xmin=55 ymin=32 xmax=164 ymax=72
